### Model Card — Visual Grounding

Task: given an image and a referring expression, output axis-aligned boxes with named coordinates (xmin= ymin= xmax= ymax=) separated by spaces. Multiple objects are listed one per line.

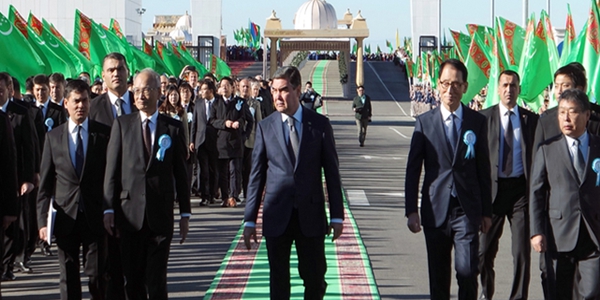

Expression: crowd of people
xmin=0 ymin=51 xmax=343 ymax=299
xmin=406 ymin=59 xmax=600 ymax=300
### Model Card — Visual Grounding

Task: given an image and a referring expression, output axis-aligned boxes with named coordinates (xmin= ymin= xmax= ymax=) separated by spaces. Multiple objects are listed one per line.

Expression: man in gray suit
xmin=243 ymin=66 xmax=343 ymax=299
xmin=530 ymin=88 xmax=600 ymax=299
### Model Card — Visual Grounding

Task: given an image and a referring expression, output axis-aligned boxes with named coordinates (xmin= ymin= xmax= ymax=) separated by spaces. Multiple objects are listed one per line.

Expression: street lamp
xmin=136 ymin=8 xmax=146 ymax=16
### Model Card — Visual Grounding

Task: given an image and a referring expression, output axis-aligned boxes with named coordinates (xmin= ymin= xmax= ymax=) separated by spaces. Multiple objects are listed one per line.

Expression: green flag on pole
xmin=0 ymin=12 xmax=45 ymax=85
xmin=580 ymin=0 xmax=600 ymax=102
xmin=177 ymin=42 xmax=209 ymax=76
xmin=210 ymin=54 xmax=231 ymax=80
xmin=462 ymin=29 xmax=492 ymax=104
xmin=449 ymin=29 xmax=471 ymax=62
xmin=559 ymin=4 xmax=578 ymax=66
xmin=41 ymin=19 xmax=93 ymax=76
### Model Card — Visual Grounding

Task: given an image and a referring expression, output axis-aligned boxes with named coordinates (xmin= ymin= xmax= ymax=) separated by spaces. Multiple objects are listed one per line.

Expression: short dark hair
xmin=102 ymin=52 xmax=128 ymax=69
xmin=33 ymin=74 xmax=49 ymax=86
xmin=25 ymin=76 xmax=34 ymax=91
xmin=306 ymin=81 xmax=312 ymax=86
xmin=49 ymin=73 xmax=66 ymax=85
xmin=357 ymin=85 xmax=365 ymax=90
xmin=199 ymin=79 xmax=216 ymax=95
xmin=178 ymin=81 xmax=196 ymax=101
xmin=498 ymin=70 xmax=520 ymax=84
xmin=220 ymin=76 xmax=234 ymax=86
xmin=439 ymin=59 xmax=468 ymax=83
xmin=203 ymin=73 xmax=217 ymax=82
xmin=11 ymin=76 xmax=20 ymax=92
xmin=272 ymin=66 xmax=302 ymax=89
xmin=558 ymin=88 xmax=590 ymax=112
xmin=566 ymin=62 xmax=585 ymax=74
xmin=554 ymin=65 xmax=586 ymax=89
xmin=65 ymin=79 xmax=91 ymax=99
xmin=0 ymin=73 xmax=11 ymax=86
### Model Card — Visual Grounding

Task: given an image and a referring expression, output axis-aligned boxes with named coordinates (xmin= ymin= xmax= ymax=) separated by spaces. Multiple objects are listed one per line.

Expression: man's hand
xmin=179 ymin=217 xmax=189 ymax=244
xmin=3 ymin=216 xmax=16 ymax=229
xmin=103 ymin=213 xmax=118 ymax=237
xmin=39 ymin=226 xmax=47 ymax=241
xmin=328 ymin=223 xmax=343 ymax=242
xmin=480 ymin=216 xmax=492 ymax=234
xmin=189 ymin=143 xmax=195 ymax=152
xmin=531 ymin=234 xmax=546 ymax=253
xmin=20 ymin=182 xmax=34 ymax=195
xmin=407 ymin=212 xmax=421 ymax=233
xmin=232 ymin=121 xmax=240 ymax=129
xmin=225 ymin=120 xmax=233 ymax=128
xmin=243 ymin=226 xmax=257 ymax=250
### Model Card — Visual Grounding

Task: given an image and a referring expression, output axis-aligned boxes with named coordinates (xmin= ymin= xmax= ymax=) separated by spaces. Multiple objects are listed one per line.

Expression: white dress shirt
xmin=565 ymin=131 xmax=589 ymax=165
xmin=68 ymin=118 xmax=89 ymax=167
xmin=498 ymin=105 xmax=524 ymax=178
xmin=440 ymin=104 xmax=463 ymax=141
xmin=139 ymin=110 xmax=158 ymax=152
xmin=107 ymin=91 xmax=131 ymax=117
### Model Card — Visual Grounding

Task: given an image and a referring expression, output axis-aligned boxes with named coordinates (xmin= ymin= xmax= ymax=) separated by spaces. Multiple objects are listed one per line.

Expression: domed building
xmin=293 ymin=0 xmax=338 ymax=30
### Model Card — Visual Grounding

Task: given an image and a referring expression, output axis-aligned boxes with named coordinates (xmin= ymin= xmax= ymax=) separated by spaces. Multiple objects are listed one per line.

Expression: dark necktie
xmin=143 ymin=119 xmax=152 ymax=164
xmin=502 ymin=111 xmax=514 ymax=176
xmin=75 ymin=125 xmax=84 ymax=178
xmin=287 ymin=117 xmax=299 ymax=164
xmin=206 ymin=100 xmax=211 ymax=120
xmin=573 ymin=139 xmax=586 ymax=181
xmin=116 ymin=98 xmax=124 ymax=117
xmin=447 ymin=113 xmax=458 ymax=153
xmin=40 ymin=104 xmax=45 ymax=118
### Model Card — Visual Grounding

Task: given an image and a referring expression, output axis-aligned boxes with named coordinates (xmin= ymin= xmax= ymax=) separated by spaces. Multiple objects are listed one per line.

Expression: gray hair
xmin=134 ymin=68 xmax=161 ymax=88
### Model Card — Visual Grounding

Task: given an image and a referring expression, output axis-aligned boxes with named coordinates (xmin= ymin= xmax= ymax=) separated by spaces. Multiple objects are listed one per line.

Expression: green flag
xmin=177 ymin=43 xmax=209 ymax=76
xmin=462 ymin=31 xmax=491 ymax=104
xmin=386 ymin=40 xmax=393 ymax=53
xmin=485 ymin=18 xmax=509 ymax=108
xmin=210 ymin=54 xmax=231 ymax=80
xmin=560 ymin=4 xmax=578 ymax=66
xmin=518 ymin=15 xmax=551 ymax=112
xmin=73 ymin=10 xmax=109 ymax=78
xmin=156 ymin=41 xmax=185 ymax=76
xmin=42 ymin=18 xmax=93 ymax=76
xmin=0 ymin=11 xmax=45 ymax=85
xmin=365 ymin=44 xmax=371 ymax=55
xmin=540 ymin=11 xmax=560 ymax=78
xmin=449 ymin=29 xmax=471 ymax=62
xmin=581 ymin=0 xmax=600 ymax=102
xmin=351 ymin=43 xmax=357 ymax=55
xmin=142 ymin=39 xmax=170 ymax=76
xmin=496 ymin=17 xmax=526 ymax=68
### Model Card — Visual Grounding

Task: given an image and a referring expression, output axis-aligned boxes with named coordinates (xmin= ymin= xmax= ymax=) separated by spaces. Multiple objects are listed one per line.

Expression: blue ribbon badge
xmin=187 ymin=112 xmax=193 ymax=123
xmin=592 ymin=158 xmax=600 ymax=186
xmin=44 ymin=118 xmax=54 ymax=132
xmin=156 ymin=134 xmax=172 ymax=162
xmin=249 ymin=107 xmax=256 ymax=117
xmin=235 ymin=100 xmax=243 ymax=111
xmin=173 ymin=114 xmax=181 ymax=121
xmin=463 ymin=130 xmax=476 ymax=159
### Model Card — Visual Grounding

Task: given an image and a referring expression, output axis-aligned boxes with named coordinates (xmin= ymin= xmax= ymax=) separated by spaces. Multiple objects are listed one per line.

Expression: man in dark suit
xmin=243 ymin=66 xmax=344 ymax=299
xmin=89 ymin=52 xmax=137 ymax=127
xmin=210 ymin=77 xmax=253 ymax=207
xmin=0 ymin=73 xmax=37 ymax=281
xmin=258 ymin=80 xmax=274 ymax=117
xmin=90 ymin=52 xmax=137 ymax=300
xmin=190 ymin=79 xmax=219 ymax=206
xmin=33 ymin=74 xmax=67 ymax=132
xmin=479 ymin=70 xmax=538 ymax=300
xmin=103 ymin=69 xmax=190 ymax=300
xmin=531 ymin=64 xmax=594 ymax=300
xmin=49 ymin=73 xmax=66 ymax=106
xmin=352 ymin=85 xmax=372 ymax=147
xmin=0 ymin=109 xmax=18 ymax=297
xmin=405 ymin=59 xmax=492 ymax=300
xmin=299 ymin=81 xmax=321 ymax=111
xmin=37 ymin=80 xmax=111 ymax=300
xmin=530 ymin=89 xmax=600 ymax=299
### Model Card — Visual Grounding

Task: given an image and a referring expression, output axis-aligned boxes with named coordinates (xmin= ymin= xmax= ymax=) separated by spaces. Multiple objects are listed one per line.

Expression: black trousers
xmin=242 ymin=146 xmax=253 ymax=198
xmin=119 ymin=221 xmax=172 ymax=300
xmin=265 ymin=210 xmax=327 ymax=300
xmin=55 ymin=212 xmax=104 ymax=300
xmin=3 ymin=195 xmax=25 ymax=271
xmin=217 ymin=157 xmax=241 ymax=200
xmin=479 ymin=176 xmax=530 ymax=300
xmin=196 ymin=144 xmax=218 ymax=200
xmin=103 ymin=233 xmax=125 ymax=300
xmin=424 ymin=201 xmax=480 ymax=300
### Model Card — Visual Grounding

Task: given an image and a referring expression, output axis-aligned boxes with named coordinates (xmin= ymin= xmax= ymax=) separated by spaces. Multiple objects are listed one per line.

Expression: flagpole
xmin=523 ymin=0 xmax=529 ymax=28
xmin=491 ymin=0 xmax=495 ymax=28
xmin=547 ymin=0 xmax=550 ymax=19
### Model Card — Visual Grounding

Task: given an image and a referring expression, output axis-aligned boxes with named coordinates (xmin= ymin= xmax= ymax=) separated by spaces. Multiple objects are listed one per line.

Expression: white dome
xmin=175 ymin=12 xmax=192 ymax=31
xmin=169 ymin=29 xmax=192 ymax=42
xmin=294 ymin=0 xmax=338 ymax=30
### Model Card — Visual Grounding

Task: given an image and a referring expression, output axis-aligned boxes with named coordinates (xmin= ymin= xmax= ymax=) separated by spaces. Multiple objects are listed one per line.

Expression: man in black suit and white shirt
xmin=479 ymin=70 xmax=538 ymax=300
xmin=89 ymin=52 xmax=137 ymax=127
xmin=37 ymin=80 xmax=111 ymax=299
xmin=103 ymin=69 xmax=190 ymax=300
xmin=405 ymin=59 xmax=492 ymax=300
xmin=530 ymin=89 xmax=600 ymax=299
xmin=33 ymin=74 xmax=66 ymax=133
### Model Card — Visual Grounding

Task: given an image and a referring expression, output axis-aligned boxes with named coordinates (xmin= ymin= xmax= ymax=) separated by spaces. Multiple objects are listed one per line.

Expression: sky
xmin=141 ymin=0 xmax=590 ymax=49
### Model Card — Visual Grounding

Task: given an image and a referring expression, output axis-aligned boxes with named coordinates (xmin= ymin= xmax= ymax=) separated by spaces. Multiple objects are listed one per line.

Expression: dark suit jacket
xmin=209 ymin=96 xmax=253 ymax=159
xmin=37 ymin=120 xmax=111 ymax=237
xmin=44 ymin=101 xmax=67 ymax=131
xmin=14 ymin=99 xmax=44 ymax=172
xmin=258 ymin=88 xmax=274 ymax=117
xmin=352 ymin=94 xmax=372 ymax=120
xmin=534 ymin=103 xmax=600 ymax=149
xmin=530 ymin=134 xmax=600 ymax=252
xmin=191 ymin=99 xmax=209 ymax=147
xmin=480 ymin=105 xmax=538 ymax=200
xmin=89 ymin=92 xmax=137 ymax=127
xmin=104 ymin=113 xmax=190 ymax=235
xmin=244 ymin=108 xmax=344 ymax=237
xmin=6 ymin=100 xmax=35 ymax=185
xmin=0 ymin=111 xmax=18 ymax=217
xmin=405 ymin=105 xmax=492 ymax=228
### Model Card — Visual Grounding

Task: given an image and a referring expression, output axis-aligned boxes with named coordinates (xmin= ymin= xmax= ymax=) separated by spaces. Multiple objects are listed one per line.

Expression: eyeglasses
xmin=439 ymin=81 xmax=464 ymax=90
xmin=133 ymin=87 xmax=158 ymax=96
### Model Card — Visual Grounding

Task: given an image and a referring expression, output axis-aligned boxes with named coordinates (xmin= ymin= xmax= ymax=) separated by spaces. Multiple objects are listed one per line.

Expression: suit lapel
xmin=270 ymin=112 xmax=294 ymax=166
xmin=557 ymin=135 xmax=580 ymax=183
xmin=489 ymin=105 xmax=500 ymax=170
xmin=431 ymin=108 xmax=453 ymax=163
xmin=103 ymin=94 xmax=115 ymax=123
xmin=148 ymin=116 xmax=169 ymax=171
xmin=518 ymin=108 xmax=529 ymax=166
xmin=61 ymin=124 xmax=79 ymax=181
xmin=583 ymin=135 xmax=600 ymax=186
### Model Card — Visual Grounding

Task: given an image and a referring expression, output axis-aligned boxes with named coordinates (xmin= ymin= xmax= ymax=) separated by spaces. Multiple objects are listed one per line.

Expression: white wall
xmin=410 ymin=0 xmax=441 ymax=59
xmin=190 ymin=0 xmax=221 ymax=56
xmin=0 ymin=0 xmax=143 ymax=47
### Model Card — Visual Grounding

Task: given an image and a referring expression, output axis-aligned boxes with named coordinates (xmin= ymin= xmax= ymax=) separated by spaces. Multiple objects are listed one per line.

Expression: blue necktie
xmin=75 ymin=126 xmax=84 ymax=178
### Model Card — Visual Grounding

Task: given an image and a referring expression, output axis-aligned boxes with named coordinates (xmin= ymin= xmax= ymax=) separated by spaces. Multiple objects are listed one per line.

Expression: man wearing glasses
xmin=405 ymin=59 xmax=492 ymax=300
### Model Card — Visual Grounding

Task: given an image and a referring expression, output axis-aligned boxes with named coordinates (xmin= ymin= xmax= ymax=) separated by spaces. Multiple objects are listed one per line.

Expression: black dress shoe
xmin=199 ymin=199 xmax=208 ymax=206
xmin=15 ymin=262 xmax=32 ymax=273
xmin=2 ymin=269 xmax=16 ymax=281
xmin=41 ymin=246 xmax=53 ymax=257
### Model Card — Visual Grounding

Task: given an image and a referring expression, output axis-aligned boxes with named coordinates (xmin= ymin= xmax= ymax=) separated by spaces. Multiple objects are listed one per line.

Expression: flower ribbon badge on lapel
xmin=156 ymin=134 xmax=172 ymax=161
xmin=235 ymin=100 xmax=243 ymax=111
xmin=187 ymin=112 xmax=193 ymax=123
xmin=463 ymin=130 xmax=476 ymax=159
xmin=256 ymin=96 xmax=263 ymax=102
xmin=249 ymin=107 xmax=255 ymax=117
xmin=173 ymin=114 xmax=181 ymax=121
xmin=592 ymin=158 xmax=600 ymax=186
xmin=45 ymin=118 xmax=54 ymax=132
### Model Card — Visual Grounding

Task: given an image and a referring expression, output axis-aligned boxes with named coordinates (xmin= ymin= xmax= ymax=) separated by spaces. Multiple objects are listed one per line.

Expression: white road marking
xmin=373 ymin=192 xmax=405 ymax=197
xmin=361 ymin=155 xmax=404 ymax=160
xmin=366 ymin=62 xmax=410 ymax=117
xmin=389 ymin=127 xmax=410 ymax=139
xmin=346 ymin=190 xmax=370 ymax=206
